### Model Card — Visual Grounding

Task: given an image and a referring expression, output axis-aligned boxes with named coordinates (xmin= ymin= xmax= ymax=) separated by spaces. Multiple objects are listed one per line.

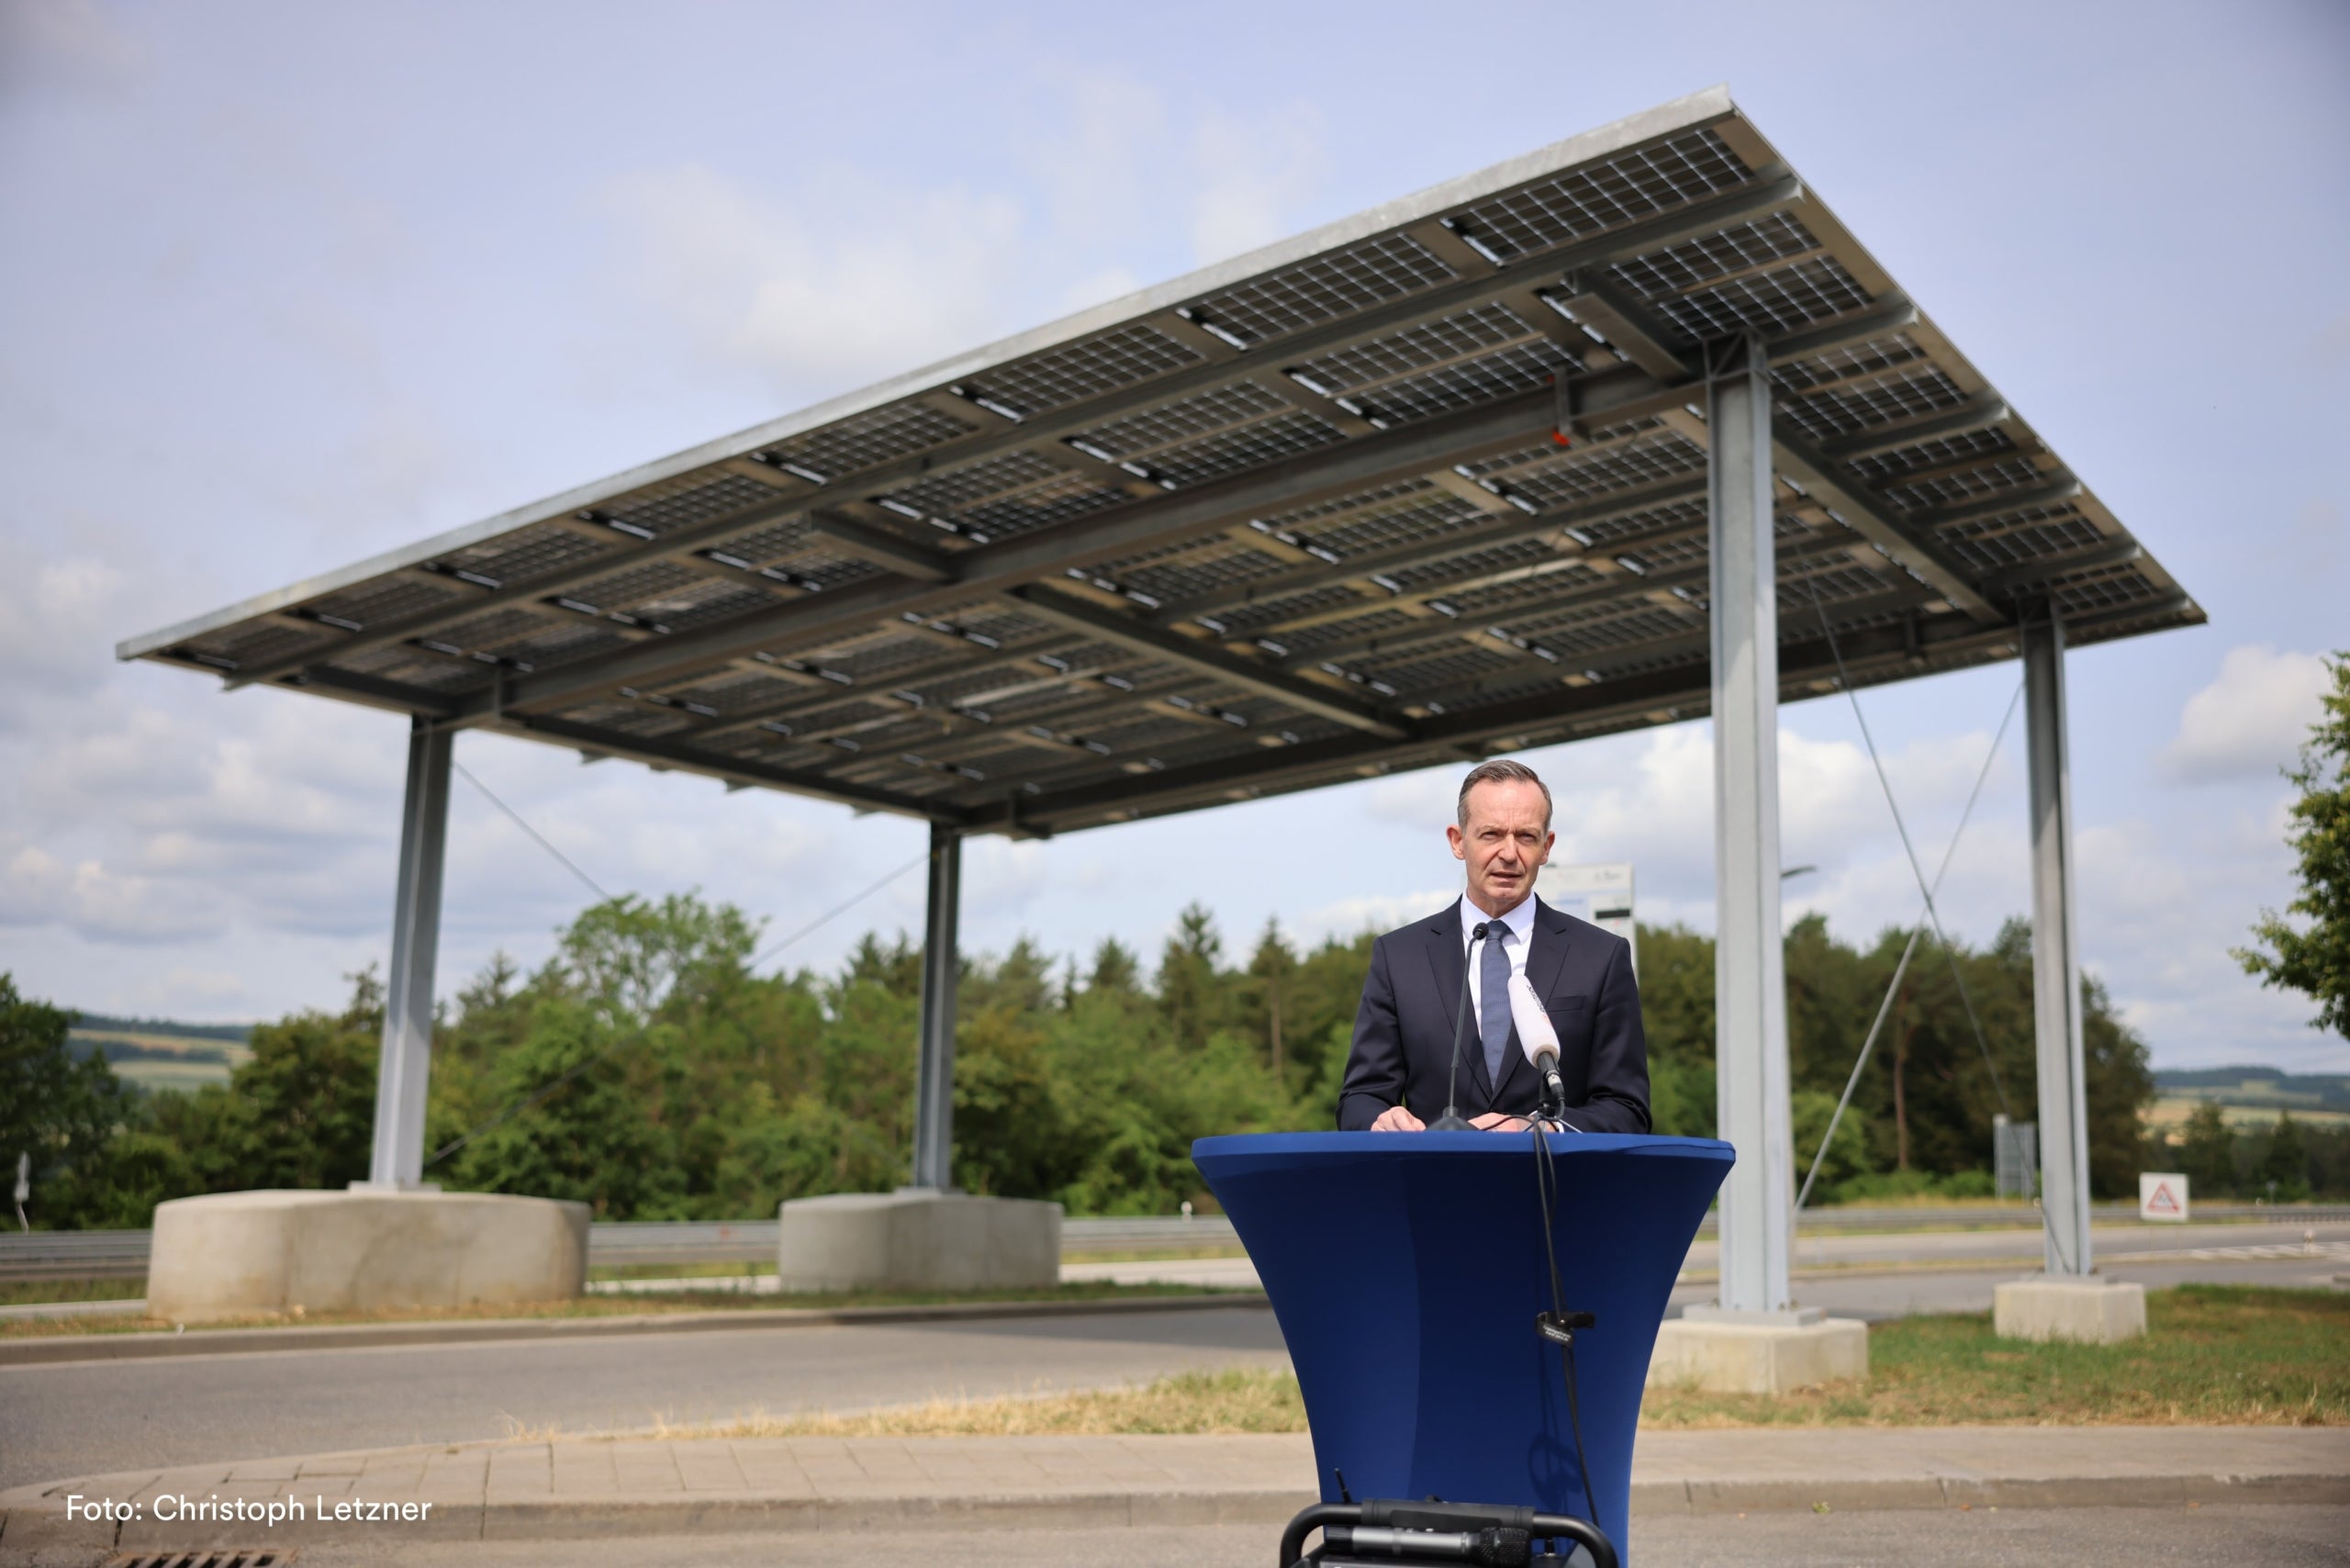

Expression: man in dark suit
xmin=1337 ymin=759 xmax=1650 ymax=1134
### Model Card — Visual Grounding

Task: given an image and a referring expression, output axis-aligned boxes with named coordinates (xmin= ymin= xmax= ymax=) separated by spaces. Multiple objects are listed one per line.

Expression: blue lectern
xmin=1192 ymin=1132 xmax=1732 ymax=1550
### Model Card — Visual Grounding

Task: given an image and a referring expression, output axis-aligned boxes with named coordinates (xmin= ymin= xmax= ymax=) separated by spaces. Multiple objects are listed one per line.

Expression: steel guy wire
xmin=1802 ymin=576 xmax=2015 ymax=1122
xmin=1794 ymin=678 xmax=2022 ymax=1212
xmin=455 ymin=760 xmax=612 ymax=903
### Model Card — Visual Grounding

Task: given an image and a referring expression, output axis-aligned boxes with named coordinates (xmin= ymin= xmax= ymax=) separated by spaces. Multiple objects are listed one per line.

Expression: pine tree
xmin=2177 ymin=1101 xmax=2236 ymax=1197
xmin=1245 ymin=918 xmax=1301 ymax=1086
xmin=1086 ymin=937 xmax=1142 ymax=995
xmin=2259 ymin=1111 xmax=2312 ymax=1202
xmin=1157 ymin=903 xmax=1225 ymax=1049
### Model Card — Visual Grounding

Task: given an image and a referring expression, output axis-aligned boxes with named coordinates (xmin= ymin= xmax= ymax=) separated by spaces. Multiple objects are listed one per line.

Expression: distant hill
xmin=2153 ymin=1067 xmax=2350 ymax=1117
xmin=71 ymin=1013 xmax=252 ymax=1044
xmin=66 ymin=1014 xmax=255 ymax=1094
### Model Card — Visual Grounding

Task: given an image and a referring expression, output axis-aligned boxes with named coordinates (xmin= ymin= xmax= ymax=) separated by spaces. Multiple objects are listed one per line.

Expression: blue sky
xmin=2 ymin=0 xmax=2344 ymax=1070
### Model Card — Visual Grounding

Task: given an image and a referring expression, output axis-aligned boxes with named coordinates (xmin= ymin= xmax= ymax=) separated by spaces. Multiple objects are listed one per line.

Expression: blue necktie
xmin=1479 ymin=927 xmax=1513 ymax=1088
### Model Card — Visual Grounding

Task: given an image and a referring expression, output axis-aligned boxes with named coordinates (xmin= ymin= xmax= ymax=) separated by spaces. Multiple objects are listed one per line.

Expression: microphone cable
xmin=1529 ymin=1122 xmax=1602 ymax=1544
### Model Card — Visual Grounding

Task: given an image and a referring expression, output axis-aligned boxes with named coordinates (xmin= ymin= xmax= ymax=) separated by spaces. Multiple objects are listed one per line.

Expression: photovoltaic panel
xmin=121 ymin=87 xmax=2199 ymax=837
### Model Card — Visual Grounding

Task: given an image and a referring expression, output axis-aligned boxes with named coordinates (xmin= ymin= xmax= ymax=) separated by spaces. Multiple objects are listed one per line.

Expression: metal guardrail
xmin=585 ymin=1219 xmax=779 ymax=1267
xmin=1063 ymin=1216 xmax=1239 ymax=1249
xmin=6 ymin=1204 xmax=2345 ymax=1281
xmin=0 ymin=1229 xmax=151 ymax=1280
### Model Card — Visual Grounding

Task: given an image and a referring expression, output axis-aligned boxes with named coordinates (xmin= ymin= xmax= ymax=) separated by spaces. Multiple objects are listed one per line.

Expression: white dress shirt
xmin=1459 ymin=891 xmax=1538 ymax=1036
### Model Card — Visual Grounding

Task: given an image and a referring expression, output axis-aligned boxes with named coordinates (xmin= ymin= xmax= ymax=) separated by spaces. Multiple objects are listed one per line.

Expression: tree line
xmin=2167 ymin=1102 xmax=2349 ymax=1202
xmin=3 ymin=893 xmax=2233 ymax=1229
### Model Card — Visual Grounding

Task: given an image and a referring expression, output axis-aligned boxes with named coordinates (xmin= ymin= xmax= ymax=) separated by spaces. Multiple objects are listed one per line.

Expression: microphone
xmin=1509 ymin=972 xmax=1568 ymax=1118
xmin=1427 ymin=922 xmax=1488 ymax=1132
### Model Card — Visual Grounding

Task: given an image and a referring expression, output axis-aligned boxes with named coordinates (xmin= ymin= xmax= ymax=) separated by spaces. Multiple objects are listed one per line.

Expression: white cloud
xmin=2160 ymin=644 xmax=2333 ymax=784
xmin=601 ymin=162 xmax=1026 ymax=398
xmin=0 ymin=841 xmax=217 ymax=943
xmin=1190 ymin=103 xmax=1327 ymax=264
xmin=0 ymin=542 xmax=129 ymax=715
xmin=1299 ymin=888 xmax=1461 ymax=945
xmin=1021 ymin=65 xmax=1168 ymax=248
xmin=2070 ymin=812 xmax=2331 ymax=1069
xmin=0 ymin=0 xmax=148 ymax=92
xmin=1370 ymin=718 xmax=2020 ymax=928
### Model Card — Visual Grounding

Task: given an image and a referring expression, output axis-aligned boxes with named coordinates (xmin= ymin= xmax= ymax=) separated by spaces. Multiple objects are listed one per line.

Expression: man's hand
xmin=1370 ymin=1104 xmax=1427 ymax=1132
xmin=1470 ymin=1112 xmax=1528 ymax=1132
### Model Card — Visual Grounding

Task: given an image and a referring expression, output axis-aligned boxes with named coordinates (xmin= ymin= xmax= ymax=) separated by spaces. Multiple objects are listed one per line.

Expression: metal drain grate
xmin=106 ymin=1552 xmax=293 ymax=1568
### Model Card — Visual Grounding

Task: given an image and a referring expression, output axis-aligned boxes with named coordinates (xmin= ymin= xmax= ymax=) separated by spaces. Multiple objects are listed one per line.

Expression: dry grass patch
xmin=631 ymin=1368 xmax=1307 ymax=1441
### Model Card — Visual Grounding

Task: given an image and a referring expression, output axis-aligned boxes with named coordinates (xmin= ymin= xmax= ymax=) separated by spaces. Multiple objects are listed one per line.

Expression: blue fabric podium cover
xmin=1192 ymin=1132 xmax=1731 ymax=1529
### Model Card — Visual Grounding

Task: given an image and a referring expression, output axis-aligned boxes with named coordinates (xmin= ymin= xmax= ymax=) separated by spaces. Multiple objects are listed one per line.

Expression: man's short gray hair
xmin=1456 ymin=758 xmax=1552 ymax=830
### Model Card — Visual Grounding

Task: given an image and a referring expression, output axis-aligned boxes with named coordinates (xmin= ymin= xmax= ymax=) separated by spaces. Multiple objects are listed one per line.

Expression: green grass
xmin=0 ymin=1279 xmax=1250 ymax=1339
xmin=587 ymin=1260 xmax=778 ymax=1282
xmin=1642 ymin=1284 xmax=2349 ymax=1428
xmin=1059 ymin=1244 xmax=1250 ymax=1263
xmin=0 ymin=1278 xmax=147 ymax=1307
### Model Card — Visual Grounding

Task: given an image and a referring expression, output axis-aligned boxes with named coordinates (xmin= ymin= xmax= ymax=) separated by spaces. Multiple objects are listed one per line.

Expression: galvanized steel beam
xmin=2024 ymin=607 xmax=2093 ymax=1277
xmin=1707 ymin=332 xmax=1796 ymax=1316
xmin=359 ymin=720 xmax=452 ymax=1191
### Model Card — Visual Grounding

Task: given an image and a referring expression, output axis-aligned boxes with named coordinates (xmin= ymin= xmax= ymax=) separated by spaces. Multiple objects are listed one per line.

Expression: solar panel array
xmin=124 ymin=90 xmax=2198 ymax=837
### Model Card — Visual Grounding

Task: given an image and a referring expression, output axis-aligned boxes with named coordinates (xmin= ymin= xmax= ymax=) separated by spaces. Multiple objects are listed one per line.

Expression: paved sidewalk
xmin=5 ymin=1427 xmax=2344 ymax=1553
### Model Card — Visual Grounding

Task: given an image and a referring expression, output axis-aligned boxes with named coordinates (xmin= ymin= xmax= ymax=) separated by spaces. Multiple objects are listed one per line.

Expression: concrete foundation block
xmin=147 ymin=1189 xmax=588 ymax=1323
xmin=1647 ymin=1312 xmax=1869 ymax=1394
xmin=1994 ymin=1276 xmax=2147 ymax=1343
xmin=776 ymin=1191 xmax=1062 ymax=1293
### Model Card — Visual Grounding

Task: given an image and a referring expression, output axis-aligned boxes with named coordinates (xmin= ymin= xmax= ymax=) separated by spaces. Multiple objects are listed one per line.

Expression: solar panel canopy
xmin=123 ymin=87 xmax=2199 ymax=838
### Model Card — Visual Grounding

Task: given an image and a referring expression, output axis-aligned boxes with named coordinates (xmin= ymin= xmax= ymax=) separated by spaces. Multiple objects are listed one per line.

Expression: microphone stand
xmin=1428 ymin=923 xmax=1488 ymax=1132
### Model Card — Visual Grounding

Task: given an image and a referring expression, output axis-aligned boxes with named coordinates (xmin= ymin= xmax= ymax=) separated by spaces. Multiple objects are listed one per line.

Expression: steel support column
xmin=1707 ymin=332 xmax=1795 ymax=1314
xmin=2023 ymin=609 xmax=2092 ymax=1276
xmin=362 ymin=719 xmax=452 ymax=1190
xmin=909 ymin=821 xmax=963 ymax=1191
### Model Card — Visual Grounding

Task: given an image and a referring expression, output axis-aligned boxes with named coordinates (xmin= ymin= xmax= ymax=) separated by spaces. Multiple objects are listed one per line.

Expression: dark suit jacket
xmin=1337 ymin=896 xmax=1651 ymax=1133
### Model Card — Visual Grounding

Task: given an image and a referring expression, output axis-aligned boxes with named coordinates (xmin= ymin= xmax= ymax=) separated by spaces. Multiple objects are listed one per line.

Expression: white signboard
xmin=1537 ymin=861 xmax=1636 ymax=974
xmin=2138 ymin=1171 xmax=2189 ymax=1223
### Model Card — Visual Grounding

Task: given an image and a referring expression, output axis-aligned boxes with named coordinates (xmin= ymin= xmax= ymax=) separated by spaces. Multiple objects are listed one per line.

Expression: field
xmin=2144 ymin=1095 xmax=2350 ymax=1133
xmin=65 ymin=1028 xmax=249 ymax=1093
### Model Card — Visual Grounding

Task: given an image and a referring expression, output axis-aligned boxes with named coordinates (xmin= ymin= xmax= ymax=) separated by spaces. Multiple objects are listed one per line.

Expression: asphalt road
xmin=7 ymin=1221 xmax=2344 ymax=1495
xmin=7 ymin=1505 xmax=2339 ymax=1568
xmin=1669 ymin=1249 xmax=2350 ymax=1320
xmin=0 ymin=1305 xmax=1287 ymax=1495
xmin=1072 ymin=1219 xmax=2350 ymax=1318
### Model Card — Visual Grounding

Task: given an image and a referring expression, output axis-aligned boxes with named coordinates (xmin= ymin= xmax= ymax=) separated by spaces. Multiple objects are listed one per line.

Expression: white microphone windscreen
xmin=1508 ymin=972 xmax=1559 ymax=1060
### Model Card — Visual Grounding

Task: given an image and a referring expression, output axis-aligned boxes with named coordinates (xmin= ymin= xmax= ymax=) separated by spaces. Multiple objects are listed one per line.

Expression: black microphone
xmin=1428 ymin=922 xmax=1488 ymax=1132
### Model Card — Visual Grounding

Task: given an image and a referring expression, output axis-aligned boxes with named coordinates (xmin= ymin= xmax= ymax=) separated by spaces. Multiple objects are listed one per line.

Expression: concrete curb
xmin=1641 ymin=1471 xmax=2350 ymax=1514
xmin=0 ymin=1291 xmax=1270 ymax=1368
xmin=8 ymin=1466 xmax=2346 ymax=1551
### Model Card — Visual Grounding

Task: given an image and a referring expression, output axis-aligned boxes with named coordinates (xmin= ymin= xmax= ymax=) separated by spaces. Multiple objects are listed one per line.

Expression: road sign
xmin=1538 ymin=862 xmax=1635 ymax=974
xmin=2139 ymin=1171 xmax=2189 ymax=1223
